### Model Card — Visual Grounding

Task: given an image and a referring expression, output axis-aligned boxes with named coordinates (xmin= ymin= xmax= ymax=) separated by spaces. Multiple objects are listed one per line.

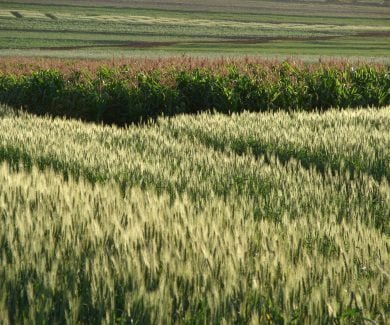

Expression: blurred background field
xmin=0 ymin=0 xmax=389 ymax=60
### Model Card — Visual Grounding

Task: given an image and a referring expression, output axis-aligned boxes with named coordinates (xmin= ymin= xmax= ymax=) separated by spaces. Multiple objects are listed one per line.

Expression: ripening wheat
xmin=0 ymin=105 xmax=389 ymax=323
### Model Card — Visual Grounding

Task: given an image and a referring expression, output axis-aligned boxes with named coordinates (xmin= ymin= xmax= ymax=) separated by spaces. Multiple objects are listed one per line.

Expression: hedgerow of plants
xmin=0 ymin=62 xmax=388 ymax=124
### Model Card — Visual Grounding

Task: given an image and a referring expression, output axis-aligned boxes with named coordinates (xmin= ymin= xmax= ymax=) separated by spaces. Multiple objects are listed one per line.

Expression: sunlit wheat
xmin=0 ymin=105 xmax=388 ymax=323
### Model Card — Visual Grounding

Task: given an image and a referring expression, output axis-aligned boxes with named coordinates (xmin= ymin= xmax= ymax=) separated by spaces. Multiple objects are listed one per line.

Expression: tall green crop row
xmin=0 ymin=63 xmax=388 ymax=125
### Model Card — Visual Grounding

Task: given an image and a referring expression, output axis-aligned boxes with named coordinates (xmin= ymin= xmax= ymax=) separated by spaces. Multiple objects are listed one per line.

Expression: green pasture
xmin=0 ymin=0 xmax=389 ymax=59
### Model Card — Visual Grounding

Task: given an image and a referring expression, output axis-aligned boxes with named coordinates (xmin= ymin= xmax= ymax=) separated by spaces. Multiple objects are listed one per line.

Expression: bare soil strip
xmin=27 ymin=31 xmax=389 ymax=51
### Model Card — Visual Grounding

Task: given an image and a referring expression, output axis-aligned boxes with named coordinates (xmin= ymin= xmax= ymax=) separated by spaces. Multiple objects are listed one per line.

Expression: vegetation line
xmin=0 ymin=62 xmax=388 ymax=125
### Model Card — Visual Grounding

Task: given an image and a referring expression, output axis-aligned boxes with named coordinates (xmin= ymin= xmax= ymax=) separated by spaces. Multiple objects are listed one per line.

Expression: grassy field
xmin=0 ymin=0 xmax=389 ymax=59
xmin=0 ymin=105 xmax=389 ymax=323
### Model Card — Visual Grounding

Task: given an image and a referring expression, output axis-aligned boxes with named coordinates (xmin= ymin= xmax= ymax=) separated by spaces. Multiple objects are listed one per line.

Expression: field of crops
xmin=0 ymin=105 xmax=389 ymax=323
xmin=0 ymin=1 xmax=389 ymax=323
xmin=0 ymin=0 xmax=389 ymax=59
xmin=0 ymin=58 xmax=388 ymax=125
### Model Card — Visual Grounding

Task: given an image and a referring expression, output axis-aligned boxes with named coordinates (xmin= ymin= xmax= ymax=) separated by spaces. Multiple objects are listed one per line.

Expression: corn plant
xmin=0 ymin=62 xmax=388 ymax=125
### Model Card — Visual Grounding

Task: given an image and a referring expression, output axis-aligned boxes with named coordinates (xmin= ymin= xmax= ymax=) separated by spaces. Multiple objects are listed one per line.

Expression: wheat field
xmin=0 ymin=105 xmax=389 ymax=323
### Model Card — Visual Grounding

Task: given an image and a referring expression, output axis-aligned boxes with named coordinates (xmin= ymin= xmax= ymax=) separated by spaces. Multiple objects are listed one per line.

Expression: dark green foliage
xmin=176 ymin=70 xmax=232 ymax=114
xmin=44 ymin=13 xmax=58 ymax=20
xmin=10 ymin=11 xmax=23 ymax=18
xmin=0 ymin=63 xmax=388 ymax=125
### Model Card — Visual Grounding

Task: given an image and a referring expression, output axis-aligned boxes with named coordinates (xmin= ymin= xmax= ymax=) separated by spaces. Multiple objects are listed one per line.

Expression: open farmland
xmin=0 ymin=105 xmax=389 ymax=323
xmin=0 ymin=0 xmax=389 ymax=59
xmin=0 ymin=1 xmax=389 ymax=324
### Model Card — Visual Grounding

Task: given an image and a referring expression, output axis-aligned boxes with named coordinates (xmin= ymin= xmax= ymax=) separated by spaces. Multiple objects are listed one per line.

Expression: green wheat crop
xmin=0 ymin=105 xmax=389 ymax=323
xmin=159 ymin=108 xmax=390 ymax=181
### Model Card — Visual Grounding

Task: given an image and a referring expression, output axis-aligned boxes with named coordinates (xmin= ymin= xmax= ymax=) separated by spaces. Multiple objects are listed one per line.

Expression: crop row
xmin=0 ymin=62 xmax=388 ymax=124
xmin=0 ymin=57 xmax=383 ymax=77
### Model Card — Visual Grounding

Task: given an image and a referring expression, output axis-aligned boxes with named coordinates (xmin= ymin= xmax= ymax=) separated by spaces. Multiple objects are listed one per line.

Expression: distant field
xmin=0 ymin=0 xmax=389 ymax=59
